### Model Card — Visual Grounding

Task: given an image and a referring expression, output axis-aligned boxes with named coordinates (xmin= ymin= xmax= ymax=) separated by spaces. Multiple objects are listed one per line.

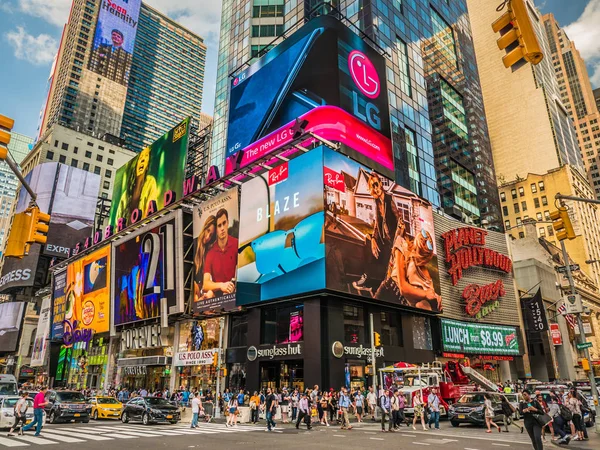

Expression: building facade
xmin=210 ymin=0 xmax=502 ymax=228
xmin=0 ymin=132 xmax=32 ymax=254
xmin=498 ymin=165 xmax=600 ymax=292
xmin=542 ymin=14 xmax=600 ymax=199
xmin=466 ymin=0 xmax=583 ymax=183
xmin=119 ymin=3 xmax=207 ymax=153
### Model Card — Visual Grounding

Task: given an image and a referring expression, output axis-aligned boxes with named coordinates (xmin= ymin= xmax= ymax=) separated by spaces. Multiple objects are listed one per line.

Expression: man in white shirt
xmin=367 ymin=386 xmax=377 ymax=421
xmin=295 ymin=393 xmax=312 ymax=430
xmin=191 ymin=393 xmax=201 ymax=428
xmin=427 ymin=388 xmax=441 ymax=430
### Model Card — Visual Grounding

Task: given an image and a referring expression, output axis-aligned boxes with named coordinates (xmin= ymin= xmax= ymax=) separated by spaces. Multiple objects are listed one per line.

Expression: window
xmin=500 ymin=192 xmax=506 ymax=202
xmin=539 ymin=181 xmax=545 ymax=191
xmin=511 ymin=189 xmax=517 ymax=199
xmin=59 ymin=155 xmax=66 ymax=163
xmin=107 ymin=158 xmax=114 ymax=166
xmin=539 ymin=227 xmax=546 ymax=237
xmin=534 ymin=198 xmax=540 ymax=208
xmin=380 ymin=312 xmax=402 ymax=346
xmin=261 ymin=305 xmax=303 ymax=345
xmin=504 ymin=220 xmax=510 ymax=228
xmin=344 ymin=304 xmax=366 ymax=344
xmin=71 ymin=159 xmax=78 ymax=168
xmin=531 ymin=183 xmax=537 ymax=193
xmin=54 ymin=140 xmax=58 ymax=148
xmin=47 ymin=151 xmax=54 ymax=160
xmin=396 ymin=38 xmax=412 ymax=97
xmin=547 ymin=225 xmax=554 ymax=236
xmin=83 ymin=162 xmax=90 ymax=171
xmin=519 ymin=232 xmax=525 ymax=239
xmin=27 ymin=328 xmax=37 ymax=357
xmin=431 ymin=8 xmax=458 ymax=67
xmin=103 ymin=181 xmax=110 ymax=190
xmin=87 ymin=141 xmax=93 ymax=147
xmin=518 ymin=187 xmax=525 ymax=197
xmin=544 ymin=210 xmax=551 ymax=220
xmin=73 ymin=146 xmax=78 ymax=154
xmin=536 ymin=212 xmax=543 ymax=221
xmin=96 ymin=155 xmax=103 ymax=162
xmin=541 ymin=196 xmax=548 ymax=206
xmin=94 ymin=166 xmax=101 ymax=175
xmin=85 ymin=151 xmax=92 ymax=158
xmin=229 ymin=314 xmax=248 ymax=348
xmin=105 ymin=169 xmax=112 ymax=178
xmin=516 ymin=217 xmax=522 ymax=225
xmin=61 ymin=142 xmax=69 ymax=150
xmin=502 ymin=206 xmax=509 ymax=216
xmin=98 ymin=146 xmax=104 ymax=151
xmin=521 ymin=201 xmax=527 ymax=212
xmin=513 ymin=203 xmax=520 ymax=214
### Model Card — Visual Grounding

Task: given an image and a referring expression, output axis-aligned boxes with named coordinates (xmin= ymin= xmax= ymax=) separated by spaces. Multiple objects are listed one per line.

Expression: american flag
xmin=557 ymin=303 xmax=576 ymax=329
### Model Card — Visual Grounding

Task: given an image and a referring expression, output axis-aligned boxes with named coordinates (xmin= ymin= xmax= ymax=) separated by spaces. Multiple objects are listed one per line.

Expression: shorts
xmin=356 ymin=406 xmax=363 ymax=415
xmin=281 ymin=405 xmax=288 ymax=413
xmin=572 ymin=414 xmax=584 ymax=432
xmin=229 ymin=407 xmax=237 ymax=414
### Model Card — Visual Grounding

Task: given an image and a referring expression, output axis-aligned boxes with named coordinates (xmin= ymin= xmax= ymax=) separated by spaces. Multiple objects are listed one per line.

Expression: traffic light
xmin=0 ymin=114 xmax=14 ymax=160
xmin=212 ymin=351 xmax=218 ymax=367
xmin=581 ymin=358 xmax=590 ymax=371
xmin=374 ymin=332 xmax=381 ymax=348
xmin=26 ymin=206 xmax=51 ymax=245
xmin=549 ymin=207 xmax=576 ymax=241
xmin=492 ymin=0 xmax=543 ymax=68
xmin=3 ymin=212 xmax=31 ymax=258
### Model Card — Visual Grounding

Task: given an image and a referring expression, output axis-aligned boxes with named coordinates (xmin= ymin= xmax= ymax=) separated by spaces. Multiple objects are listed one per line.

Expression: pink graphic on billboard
xmin=348 ymin=50 xmax=381 ymax=99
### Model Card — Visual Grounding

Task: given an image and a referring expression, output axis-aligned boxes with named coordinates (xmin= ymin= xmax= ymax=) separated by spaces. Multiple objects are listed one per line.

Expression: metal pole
xmin=4 ymin=155 xmax=37 ymax=202
xmin=370 ymin=313 xmax=376 ymax=394
xmin=215 ymin=316 xmax=225 ymax=419
xmin=559 ymin=239 xmax=600 ymax=433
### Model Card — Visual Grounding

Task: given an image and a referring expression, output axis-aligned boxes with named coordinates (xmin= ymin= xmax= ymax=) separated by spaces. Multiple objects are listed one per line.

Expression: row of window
xmin=502 ymin=196 xmax=549 ymax=216
xmin=500 ymin=181 xmax=546 ymax=201
xmin=46 ymin=151 xmax=111 ymax=186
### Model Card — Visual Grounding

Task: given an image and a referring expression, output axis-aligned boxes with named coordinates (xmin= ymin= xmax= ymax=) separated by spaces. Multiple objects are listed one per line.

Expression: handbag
xmin=533 ymin=413 xmax=553 ymax=427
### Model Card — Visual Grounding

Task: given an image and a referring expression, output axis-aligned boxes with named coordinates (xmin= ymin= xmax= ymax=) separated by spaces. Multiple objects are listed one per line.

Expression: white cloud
xmin=4 ymin=26 xmax=58 ymax=65
xmin=18 ymin=0 xmax=72 ymax=27
xmin=564 ymin=0 xmax=600 ymax=88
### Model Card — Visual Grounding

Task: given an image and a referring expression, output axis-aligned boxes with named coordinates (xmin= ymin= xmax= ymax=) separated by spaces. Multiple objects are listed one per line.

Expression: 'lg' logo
xmin=348 ymin=50 xmax=382 ymax=130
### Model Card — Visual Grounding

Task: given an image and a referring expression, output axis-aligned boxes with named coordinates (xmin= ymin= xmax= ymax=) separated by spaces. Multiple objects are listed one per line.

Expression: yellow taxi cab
xmin=90 ymin=396 xmax=123 ymax=420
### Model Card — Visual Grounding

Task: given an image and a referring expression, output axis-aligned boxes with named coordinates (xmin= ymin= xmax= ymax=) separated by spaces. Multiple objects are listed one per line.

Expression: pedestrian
xmin=21 ymin=386 xmax=49 ymax=437
xmin=291 ymin=388 xmax=299 ymax=422
xmin=338 ymin=387 xmax=352 ymax=430
xmin=354 ymin=388 xmax=364 ymax=423
xmin=547 ymin=396 xmax=568 ymax=444
xmin=367 ymin=386 xmax=377 ymax=421
xmin=296 ymin=392 xmax=312 ymax=430
xmin=397 ymin=390 xmax=407 ymax=427
xmin=565 ymin=390 xmax=584 ymax=441
xmin=226 ymin=395 xmax=238 ymax=427
xmin=250 ymin=391 xmax=260 ymax=424
xmin=500 ymin=395 xmax=523 ymax=433
xmin=182 ymin=388 xmax=190 ymax=407
xmin=7 ymin=391 xmax=29 ymax=437
xmin=484 ymin=393 xmax=501 ymax=433
xmin=190 ymin=393 xmax=201 ymax=428
xmin=520 ymin=390 xmax=545 ymax=450
xmin=379 ymin=388 xmax=393 ymax=432
xmin=427 ymin=387 xmax=441 ymax=430
xmin=237 ymin=389 xmax=245 ymax=407
xmin=281 ymin=388 xmax=290 ymax=424
xmin=412 ymin=391 xmax=428 ymax=431
xmin=265 ymin=387 xmax=277 ymax=432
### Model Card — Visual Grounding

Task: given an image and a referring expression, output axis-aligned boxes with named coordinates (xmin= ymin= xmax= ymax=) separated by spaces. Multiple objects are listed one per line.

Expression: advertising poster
xmin=62 ymin=245 xmax=111 ymax=337
xmin=112 ymin=212 xmax=182 ymax=327
xmin=237 ymin=148 xmax=326 ymax=303
xmin=522 ymin=289 xmax=548 ymax=333
xmin=323 ymin=148 xmax=441 ymax=312
xmin=441 ymin=318 xmax=520 ymax=356
xmin=51 ymin=271 xmax=67 ymax=339
xmin=88 ymin=0 xmax=142 ymax=86
xmin=174 ymin=319 xmax=220 ymax=366
xmin=193 ymin=189 xmax=239 ymax=314
xmin=109 ymin=118 xmax=190 ymax=227
xmin=0 ymin=302 xmax=25 ymax=352
xmin=31 ymin=296 xmax=51 ymax=367
xmin=226 ymin=15 xmax=391 ymax=176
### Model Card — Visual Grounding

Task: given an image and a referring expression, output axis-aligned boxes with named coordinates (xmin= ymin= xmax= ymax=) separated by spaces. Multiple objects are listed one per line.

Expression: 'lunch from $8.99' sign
xmin=441 ymin=318 xmax=520 ymax=355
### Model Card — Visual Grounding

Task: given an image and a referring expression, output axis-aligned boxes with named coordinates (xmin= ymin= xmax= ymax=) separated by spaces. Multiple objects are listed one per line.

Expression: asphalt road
xmin=0 ymin=418 xmax=596 ymax=449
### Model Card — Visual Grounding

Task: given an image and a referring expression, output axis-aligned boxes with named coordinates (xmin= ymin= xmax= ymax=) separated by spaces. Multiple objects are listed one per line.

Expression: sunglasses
xmin=243 ymin=211 xmax=324 ymax=282
xmin=369 ymin=181 xmax=380 ymax=189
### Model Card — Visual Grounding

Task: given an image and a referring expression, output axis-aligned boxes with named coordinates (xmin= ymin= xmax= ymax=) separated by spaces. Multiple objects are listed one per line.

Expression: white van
xmin=0 ymin=375 xmax=18 ymax=397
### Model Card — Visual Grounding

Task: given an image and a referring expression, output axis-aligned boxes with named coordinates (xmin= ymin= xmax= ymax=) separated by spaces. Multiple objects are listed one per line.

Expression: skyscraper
xmin=466 ymin=0 xmax=583 ymax=183
xmin=595 ymin=88 xmax=600 ymax=112
xmin=39 ymin=0 xmax=206 ymax=152
xmin=542 ymin=14 xmax=600 ymax=199
xmin=211 ymin=0 xmax=502 ymax=228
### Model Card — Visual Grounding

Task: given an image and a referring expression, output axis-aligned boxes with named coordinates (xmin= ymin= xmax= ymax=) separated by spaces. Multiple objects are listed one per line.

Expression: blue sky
xmin=0 ymin=0 xmax=598 ymax=139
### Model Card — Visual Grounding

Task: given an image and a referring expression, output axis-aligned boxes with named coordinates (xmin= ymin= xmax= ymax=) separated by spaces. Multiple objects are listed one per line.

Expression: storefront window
xmin=380 ymin=312 xmax=402 ymax=346
xmin=259 ymin=361 xmax=304 ymax=392
xmin=229 ymin=363 xmax=246 ymax=392
xmin=412 ymin=316 xmax=433 ymax=350
xmin=344 ymin=305 xmax=366 ymax=344
xmin=346 ymin=361 xmax=366 ymax=390
xmin=176 ymin=319 xmax=221 ymax=392
xmin=261 ymin=305 xmax=304 ymax=344
xmin=229 ymin=314 xmax=248 ymax=348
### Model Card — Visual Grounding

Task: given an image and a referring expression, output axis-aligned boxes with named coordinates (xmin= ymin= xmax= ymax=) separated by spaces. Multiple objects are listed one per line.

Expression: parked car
xmin=503 ymin=392 xmax=524 ymax=419
xmin=448 ymin=392 xmax=505 ymax=427
xmin=90 ymin=396 xmax=123 ymax=420
xmin=121 ymin=397 xmax=180 ymax=425
xmin=45 ymin=390 xmax=92 ymax=424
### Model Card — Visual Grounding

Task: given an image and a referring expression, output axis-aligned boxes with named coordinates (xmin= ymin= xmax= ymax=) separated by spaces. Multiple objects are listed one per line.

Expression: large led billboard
xmin=111 ymin=211 xmax=183 ymax=328
xmin=0 ymin=302 xmax=25 ymax=352
xmin=51 ymin=271 xmax=67 ymax=340
xmin=323 ymin=148 xmax=442 ymax=313
xmin=193 ymin=189 xmax=239 ymax=314
xmin=88 ymin=0 xmax=142 ymax=86
xmin=237 ymin=148 xmax=326 ymax=303
xmin=227 ymin=16 xmax=392 ymax=176
xmin=109 ymin=118 xmax=190 ymax=228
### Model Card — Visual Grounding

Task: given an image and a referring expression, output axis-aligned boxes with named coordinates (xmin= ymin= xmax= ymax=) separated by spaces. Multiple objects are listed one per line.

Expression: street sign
xmin=563 ymin=294 xmax=584 ymax=314
xmin=556 ymin=264 xmax=580 ymax=274
xmin=576 ymin=342 xmax=592 ymax=350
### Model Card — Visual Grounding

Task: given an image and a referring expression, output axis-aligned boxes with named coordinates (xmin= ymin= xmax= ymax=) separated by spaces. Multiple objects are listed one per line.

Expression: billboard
xmin=51 ymin=271 xmax=67 ymax=340
xmin=441 ymin=318 xmax=520 ymax=355
xmin=0 ymin=302 xmax=25 ymax=352
xmin=193 ymin=189 xmax=239 ymax=314
xmin=109 ymin=118 xmax=190 ymax=227
xmin=31 ymin=296 xmax=51 ymax=367
xmin=226 ymin=15 xmax=392 ymax=176
xmin=88 ymin=0 xmax=142 ymax=86
xmin=111 ymin=211 xmax=183 ymax=328
xmin=237 ymin=148 xmax=326 ymax=303
xmin=323 ymin=148 xmax=442 ymax=313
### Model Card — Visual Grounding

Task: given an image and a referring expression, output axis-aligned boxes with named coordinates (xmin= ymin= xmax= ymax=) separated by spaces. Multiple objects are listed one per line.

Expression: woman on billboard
xmin=193 ymin=215 xmax=217 ymax=302
xmin=376 ymin=225 xmax=441 ymax=312
xmin=116 ymin=146 xmax=159 ymax=222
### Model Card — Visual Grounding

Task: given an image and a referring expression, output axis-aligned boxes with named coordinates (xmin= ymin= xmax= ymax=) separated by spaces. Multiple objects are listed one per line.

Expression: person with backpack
xmin=380 ymin=388 xmax=393 ymax=432
xmin=7 ymin=391 xmax=29 ymax=437
xmin=500 ymin=395 xmax=524 ymax=433
xmin=548 ymin=396 xmax=569 ymax=444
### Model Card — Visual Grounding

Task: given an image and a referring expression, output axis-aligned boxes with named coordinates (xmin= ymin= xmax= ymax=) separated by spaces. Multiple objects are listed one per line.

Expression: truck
xmin=0 ymin=375 xmax=18 ymax=397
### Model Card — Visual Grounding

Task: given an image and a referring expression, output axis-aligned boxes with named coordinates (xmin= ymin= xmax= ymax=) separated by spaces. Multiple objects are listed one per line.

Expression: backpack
xmin=559 ymin=404 xmax=572 ymax=421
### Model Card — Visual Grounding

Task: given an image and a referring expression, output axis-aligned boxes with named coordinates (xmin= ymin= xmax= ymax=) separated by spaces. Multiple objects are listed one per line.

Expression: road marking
xmin=26 ymin=433 xmax=84 ymax=444
xmin=370 ymin=437 xmax=385 ymax=441
xmin=0 ymin=437 xmax=29 ymax=447
xmin=402 ymin=434 xmax=417 ymax=437
xmin=9 ymin=435 xmax=55 ymax=445
xmin=413 ymin=442 xmax=431 ymax=446
xmin=42 ymin=429 xmax=113 ymax=441
xmin=364 ymin=432 xmax=376 ymax=434
xmin=406 ymin=430 xmax=530 ymax=445
xmin=492 ymin=444 xmax=510 ymax=447
xmin=333 ymin=434 xmax=346 ymax=437
xmin=465 ymin=448 xmax=481 ymax=450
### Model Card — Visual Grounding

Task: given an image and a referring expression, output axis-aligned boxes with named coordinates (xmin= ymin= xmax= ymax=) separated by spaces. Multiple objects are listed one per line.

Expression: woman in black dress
xmin=519 ymin=390 xmax=545 ymax=450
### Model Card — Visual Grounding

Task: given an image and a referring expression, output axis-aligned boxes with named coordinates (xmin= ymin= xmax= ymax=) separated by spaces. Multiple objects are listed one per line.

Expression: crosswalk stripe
xmin=41 ymin=429 xmax=113 ymax=441
xmin=0 ymin=437 xmax=29 ymax=447
xmin=88 ymin=428 xmax=163 ymax=437
xmin=8 ymin=436 xmax=56 ymax=445
xmin=106 ymin=426 xmax=177 ymax=436
xmin=23 ymin=433 xmax=84 ymax=444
